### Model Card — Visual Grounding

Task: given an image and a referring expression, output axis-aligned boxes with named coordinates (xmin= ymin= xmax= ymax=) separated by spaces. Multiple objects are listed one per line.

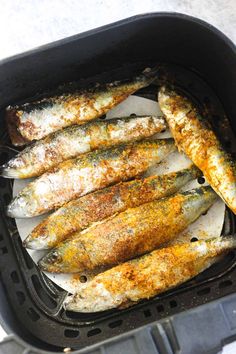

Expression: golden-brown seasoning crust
xmin=6 ymin=67 xmax=158 ymax=145
xmin=64 ymin=237 xmax=236 ymax=312
xmin=2 ymin=116 xmax=166 ymax=179
xmin=7 ymin=139 xmax=175 ymax=218
xmin=38 ymin=186 xmax=217 ymax=273
xmin=24 ymin=165 xmax=201 ymax=250
xmin=158 ymin=87 xmax=236 ymax=214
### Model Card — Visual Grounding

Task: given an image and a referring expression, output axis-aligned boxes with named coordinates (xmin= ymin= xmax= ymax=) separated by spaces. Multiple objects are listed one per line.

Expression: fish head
xmin=38 ymin=249 xmax=65 ymax=273
xmin=158 ymin=86 xmax=193 ymax=122
xmin=182 ymin=185 xmax=218 ymax=223
xmin=38 ymin=239 xmax=91 ymax=273
xmin=7 ymin=192 xmax=38 ymax=218
xmin=23 ymin=234 xmax=52 ymax=250
xmin=64 ymin=282 xmax=120 ymax=312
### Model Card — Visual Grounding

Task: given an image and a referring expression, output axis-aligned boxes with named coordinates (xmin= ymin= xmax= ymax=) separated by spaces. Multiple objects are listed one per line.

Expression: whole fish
xmin=1 ymin=116 xmax=165 ymax=179
xmin=38 ymin=186 xmax=217 ymax=273
xmin=24 ymin=165 xmax=201 ymax=250
xmin=64 ymin=237 xmax=236 ymax=312
xmin=6 ymin=67 xmax=158 ymax=146
xmin=158 ymin=86 xmax=236 ymax=214
xmin=7 ymin=139 xmax=175 ymax=218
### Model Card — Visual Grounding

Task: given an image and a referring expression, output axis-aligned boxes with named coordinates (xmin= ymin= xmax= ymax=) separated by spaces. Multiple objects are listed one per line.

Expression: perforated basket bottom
xmin=0 ymin=63 xmax=236 ymax=352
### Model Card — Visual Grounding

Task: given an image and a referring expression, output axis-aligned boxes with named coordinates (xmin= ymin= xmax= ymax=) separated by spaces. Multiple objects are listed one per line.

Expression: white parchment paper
xmin=13 ymin=96 xmax=225 ymax=293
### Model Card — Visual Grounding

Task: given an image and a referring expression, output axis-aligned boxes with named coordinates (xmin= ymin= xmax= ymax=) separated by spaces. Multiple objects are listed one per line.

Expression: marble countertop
xmin=0 ymin=0 xmax=235 ymax=352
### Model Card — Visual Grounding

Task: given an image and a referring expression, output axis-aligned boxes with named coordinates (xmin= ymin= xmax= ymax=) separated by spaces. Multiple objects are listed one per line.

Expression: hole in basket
xmin=219 ymin=280 xmax=233 ymax=289
xmin=31 ymin=274 xmax=57 ymax=309
xmin=11 ymin=271 xmax=19 ymax=283
xmin=64 ymin=329 xmax=79 ymax=338
xmin=191 ymin=237 xmax=198 ymax=242
xmin=197 ymin=176 xmax=205 ymax=185
xmin=87 ymin=328 xmax=101 ymax=337
xmin=27 ymin=308 xmax=40 ymax=322
xmin=0 ymin=247 xmax=7 ymax=255
xmin=156 ymin=304 xmax=164 ymax=313
xmin=16 ymin=291 xmax=25 ymax=305
xmin=130 ymin=113 xmax=137 ymax=117
xmin=143 ymin=309 xmax=152 ymax=318
xmin=169 ymin=300 xmax=177 ymax=308
xmin=99 ymin=114 xmax=106 ymax=120
xmin=79 ymin=275 xmax=87 ymax=283
xmin=202 ymin=211 xmax=208 ymax=216
xmin=197 ymin=287 xmax=211 ymax=296
xmin=109 ymin=320 xmax=123 ymax=328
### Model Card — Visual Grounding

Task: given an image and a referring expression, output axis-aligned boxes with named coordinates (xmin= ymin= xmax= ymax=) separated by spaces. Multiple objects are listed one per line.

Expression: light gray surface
xmin=0 ymin=0 xmax=236 ymax=60
xmin=0 ymin=0 xmax=235 ymax=352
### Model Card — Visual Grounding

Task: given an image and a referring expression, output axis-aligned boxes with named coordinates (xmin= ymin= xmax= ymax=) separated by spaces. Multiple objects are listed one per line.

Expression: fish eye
xmin=49 ymin=252 xmax=62 ymax=263
xmin=79 ymin=275 xmax=87 ymax=283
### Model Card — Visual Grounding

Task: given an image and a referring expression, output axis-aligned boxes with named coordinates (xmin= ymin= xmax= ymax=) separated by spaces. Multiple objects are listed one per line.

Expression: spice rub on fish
xmin=38 ymin=186 xmax=217 ymax=273
xmin=6 ymin=67 xmax=159 ymax=145
xmin=64 ymin=236 xmax=236 ymax=312
xmin=1 ymin=116 xmax=165 ymax=179
xmin=24 ymin=165 xmax=201 ymax=250
xmin=158 ymin=86 xmax=236 ymax=214
xmin=7 ymin=139 xmax=175 ymax=218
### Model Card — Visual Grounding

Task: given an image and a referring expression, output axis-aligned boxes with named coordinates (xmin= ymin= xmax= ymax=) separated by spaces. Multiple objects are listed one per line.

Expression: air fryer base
xmin=1 ymin=293 xmax=236 ymax=354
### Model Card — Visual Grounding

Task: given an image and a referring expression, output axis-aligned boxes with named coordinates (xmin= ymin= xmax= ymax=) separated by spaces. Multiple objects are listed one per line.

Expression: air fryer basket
xmin=0 ymin=13 xmax=236 ymax=353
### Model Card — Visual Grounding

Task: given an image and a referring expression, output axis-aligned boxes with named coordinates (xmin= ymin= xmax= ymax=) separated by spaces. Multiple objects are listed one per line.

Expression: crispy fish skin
xmin=7 ymin=139 xmax=175 ymax=218
xmin=1 ymin=116 xmax=166 ymax=179
xmin=38 ymin=186 xmax=217 ymax=273
xmin=158 ymin=86 xmax=236 ymax=214
xmin=24 ymin=165 xmax=201 ymax=250
xmin=6 ymin=67 xmax=158 ymax=145
xmin=64 ymin=237 xmax=236 ymax=312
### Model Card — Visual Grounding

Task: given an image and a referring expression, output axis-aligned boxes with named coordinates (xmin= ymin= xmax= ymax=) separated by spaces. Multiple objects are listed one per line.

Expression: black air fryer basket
xmin=0 ymin=13 xmax=236 ymax=354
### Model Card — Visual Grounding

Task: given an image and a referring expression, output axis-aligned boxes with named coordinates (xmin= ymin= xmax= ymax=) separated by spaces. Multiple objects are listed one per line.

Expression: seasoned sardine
xmin=64 ymin=237 xmax=236 ymax=312
xmin=158 ymin=86 xmax=236 ymax=214
xmin=8 ymin=139 xmax=175 ymax=218
xmin=38 ymin=186 xmax=217 ymax=273
xmin=1 ymin=116 xmax=165 ymax=179
xmin=24 ymin=165 xmax=201 ymax=250
xmin=6 ymin=67 xmax=158 ymax=145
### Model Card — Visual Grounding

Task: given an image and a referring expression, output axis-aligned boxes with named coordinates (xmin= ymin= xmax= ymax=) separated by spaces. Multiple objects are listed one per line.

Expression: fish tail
xmin=207 ymin=236 xmax=236 ymax=254
xmin=138 ymin=66 xmax=159 ymax=84
xmin=0 ymin=164 xmax=21 ymax=178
